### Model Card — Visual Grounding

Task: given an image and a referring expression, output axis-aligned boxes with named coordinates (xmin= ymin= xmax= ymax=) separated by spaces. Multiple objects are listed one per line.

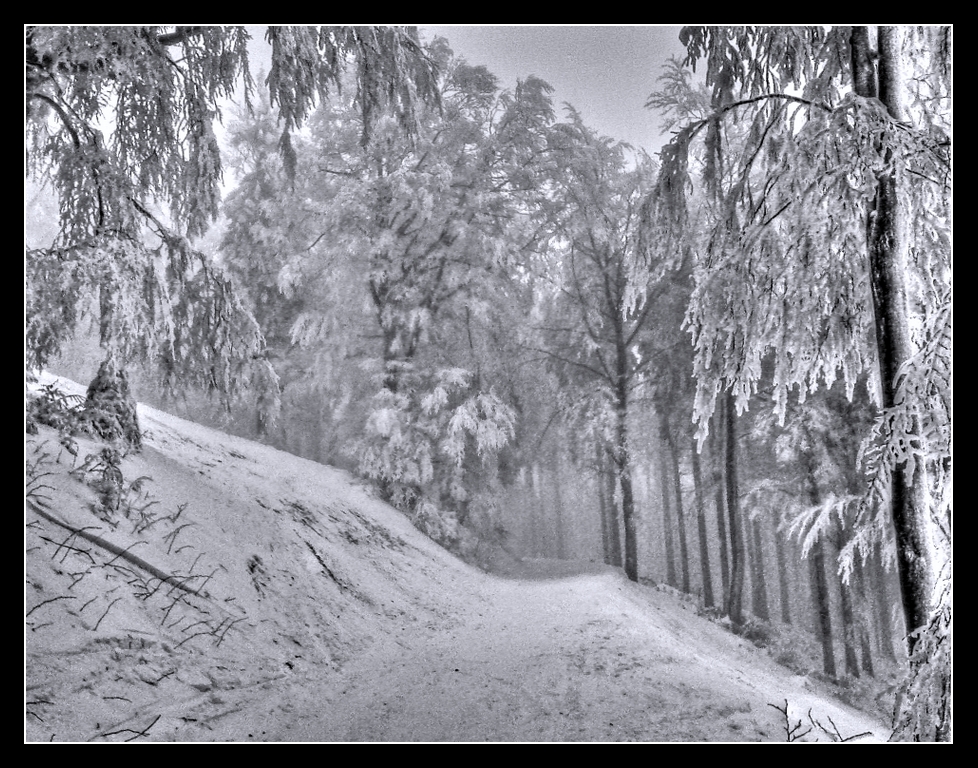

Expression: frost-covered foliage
xmin=25 ymin=26 xmax=436 ymax=416
xmin=217 ymin=39 xmax=553 ymax=554
xmin=354 ymin=367 xmax=515 ymax=555
xmin=647 ymin=26 xmax=951 ymax=740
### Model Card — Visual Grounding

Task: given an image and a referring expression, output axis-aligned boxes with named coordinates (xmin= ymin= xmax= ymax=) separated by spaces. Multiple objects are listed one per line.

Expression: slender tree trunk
xmin=723 ymin=390 xmax=745 ymax=625
xmin=773 ymin=515 xmax=792 ymax=625
xmin=691 ymin=438 xmax=715 ymax=608
xmin=596 ymin=445 xmax=611 ymax=565
xmin=658 ymin=451 xmax=678 ymax=588
xmin=809 ymin=535 xmax=837 ymax=679
xmin=872 ymin=546 xmax=898 ymax=663
xmin=709 ymin=409 xmax=730 ymax=602
xmin=852 ymin=556 xmax=876 ymax=678
xmin=839 ymin=569 xmax=862 ymax=677
xmin=803 ymin=446 xmax=836 ymax=679
xmin=614 ymin=389 xmax=638 ymax=582
xmin=597 ymin=443 xmax=623 ymax=568
xmin=552 ymin=452 xmax=567 ymax=560
xmin=662 ymin=414 xmax=690 ymax=593
xmin=530 ymin=464 xmax=543 ymax=557
xmin=749 ymin=516 xmax=770 ymax=621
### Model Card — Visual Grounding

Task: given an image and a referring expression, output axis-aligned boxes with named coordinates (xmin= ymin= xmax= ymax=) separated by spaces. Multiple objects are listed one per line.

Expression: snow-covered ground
xmin=26 ymin=374 xmax=889 ymax=742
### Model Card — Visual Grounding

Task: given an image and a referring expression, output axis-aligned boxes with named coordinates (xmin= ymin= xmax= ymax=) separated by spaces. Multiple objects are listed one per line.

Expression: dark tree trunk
xmin=773 ymin=516 xmax=792 ymax=625
xmin=658 ymin=451 xmax=678 ymax=589
xmin=596 ymin=447 xmax=611 ymax=565
xmin=596 ymin=443 xmax=623 ymax=568
xmin=839 ymin=570 xmax=862 ymax=677
xmin=749 ymin=516 xmax=770 ymax=621
xmin=529 ymin=464 xmax=543 ymax=558
xmin=691 ymin=438 xmax=715 ymax=608
xmin=709 ymin=409 xmax=730 ymax=603
xmin=614 ymin=398 xmax=638 ymax=581
xmin=853 ymin=27 xmax=947 ymax=741
xmin=804 ymin=451 xmax=836 ymax=679
xmin=661 ymin=414 xmax=690 ymax=593
xmin=852 ymin=557 xmax=876 ymax=678
xmin=723 ymin=390 xmax=745 ymax=625
xmin=809 ymin=536 xmax=837 ymax=679
xmin=853 ymin=25 xmax=935 ymax=655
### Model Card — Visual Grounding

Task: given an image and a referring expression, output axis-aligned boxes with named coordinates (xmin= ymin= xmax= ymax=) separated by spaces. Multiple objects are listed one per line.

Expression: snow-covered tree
xmin=648 ymin=25 xmax=950 ymax=741
xmin=25 ymin=25 xmax=438 ymax=439
xmin=219 ymin=40 xmax=550 ymax=556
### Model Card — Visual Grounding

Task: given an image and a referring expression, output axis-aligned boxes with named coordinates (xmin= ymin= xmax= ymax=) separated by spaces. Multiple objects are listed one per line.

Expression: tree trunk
xmin=614 ymin=394 xmax=638 ymax=582
xmin=839 ymin=570 xmax=862 ymax=678
xmin=749 ymin=516 xmax=770 ymax=621
xmin=852 ymin=29 xmax=947 ymax=740
xmin=852 ymin=556 xmax=876 ymax=678
xmin=662 ymin=414 xmax=690 ymax=593
xmin=872 ymin=546 xmax=898 ymax=663
xmin=723 ymin=390 xmax=745 ymax=625
xmin=552 ymin=452 xmax=567 ymax=560
xmin=596 ymin=443 xmax=623 ymax=568
xmin=596 ymin=446 xmax=611 ymax=565
xmin=773 ymin=515 xmax=792 ymax=625
xmin=691 ymin=438 xmax=715 ymax=608
xmin=709 ymin=409 xmax=730 ymax=603
xmin=854 ymin=25 xmax=936 ymax=654
xmin=809 ymin=536 xmax=837 ymax=679
xmin=804 ymin=451 xmax=836 ymax=679
xmin=529 ymin=464 xmax=543 ymax=557
xmin=657 ymin=451 xmax=678 ymax=588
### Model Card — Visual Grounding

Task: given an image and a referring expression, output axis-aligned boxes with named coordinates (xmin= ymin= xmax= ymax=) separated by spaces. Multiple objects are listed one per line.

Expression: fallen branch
xmin=28 ymin=499 xmax=209 ymax=598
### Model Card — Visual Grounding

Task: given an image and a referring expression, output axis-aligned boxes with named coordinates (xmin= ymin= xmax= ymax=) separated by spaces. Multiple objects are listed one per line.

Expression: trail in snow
xmin=26 ymin=375 xmax=889 ymax=743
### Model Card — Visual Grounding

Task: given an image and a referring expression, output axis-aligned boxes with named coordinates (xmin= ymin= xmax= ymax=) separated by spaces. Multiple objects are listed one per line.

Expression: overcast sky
xmin=419 ymin=25 xmax=689 ymax=157
xmin=244 ymin=26 xmax=691 ymax=158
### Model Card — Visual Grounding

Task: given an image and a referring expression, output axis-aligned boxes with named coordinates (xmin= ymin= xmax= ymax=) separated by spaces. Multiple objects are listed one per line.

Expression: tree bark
xmin=596 ymin=443 xmax=623 ymax=567
xmin=657 ymin=451 xmax=678 ymax=588
xmin=723 ymin=390 xmax=745 ymax=625
xmin=691 ymin=438 xmax=715 ymax=608
xmin=854 ymin=24 xmax=935 ymax=655
xmin=773 ymin=515 xmax=792 ymax=625
xmin=614 ymin=390 xmax=638 ymax=582
xmin=748 ymin=515 xmax=770 ymax=622
xmin=661 ymin=413 xmax=690 ymax=593
xmin=809 ymin=535 xmax=837 ymax=679
xmin=709 ymin=409 xmax=731 ymax=603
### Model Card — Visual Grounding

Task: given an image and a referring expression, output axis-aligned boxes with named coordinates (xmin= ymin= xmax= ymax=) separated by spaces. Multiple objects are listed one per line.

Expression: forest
xmin=25 ymin=26 xmax=951 ymax=741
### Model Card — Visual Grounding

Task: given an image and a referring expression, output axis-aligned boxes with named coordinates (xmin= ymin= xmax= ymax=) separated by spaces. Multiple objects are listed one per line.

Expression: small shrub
xmin=738 ymin=617 xmax=775 ymax=648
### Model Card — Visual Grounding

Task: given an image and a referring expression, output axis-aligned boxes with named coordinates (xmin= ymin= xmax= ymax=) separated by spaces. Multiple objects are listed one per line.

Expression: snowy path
xmin=201 ymin=569 xmax=885 ymax=743
xmin=27 ymin=379 xmax=889 ymax=743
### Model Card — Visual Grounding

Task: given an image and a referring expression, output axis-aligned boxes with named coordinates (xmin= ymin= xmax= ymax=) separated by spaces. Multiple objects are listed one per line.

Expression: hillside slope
xmin=25 ymin=375 xmax=889 ymax=742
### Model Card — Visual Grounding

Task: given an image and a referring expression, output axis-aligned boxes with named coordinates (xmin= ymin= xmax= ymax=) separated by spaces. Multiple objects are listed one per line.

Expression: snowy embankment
xmin=26 ymin=375 xmax=888 ymax=742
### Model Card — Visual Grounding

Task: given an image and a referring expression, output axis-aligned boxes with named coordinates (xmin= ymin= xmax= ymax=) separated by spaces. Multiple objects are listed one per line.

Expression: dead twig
xmin=768 ymin=700 xmax=812 ymax=742
xmin=97 ymin=713 xmax=162 ymax=742
xmin=93 ymin=597 xmax=122 ymax=631
xmin=26 ymin=594 xmax=76 ymax=618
